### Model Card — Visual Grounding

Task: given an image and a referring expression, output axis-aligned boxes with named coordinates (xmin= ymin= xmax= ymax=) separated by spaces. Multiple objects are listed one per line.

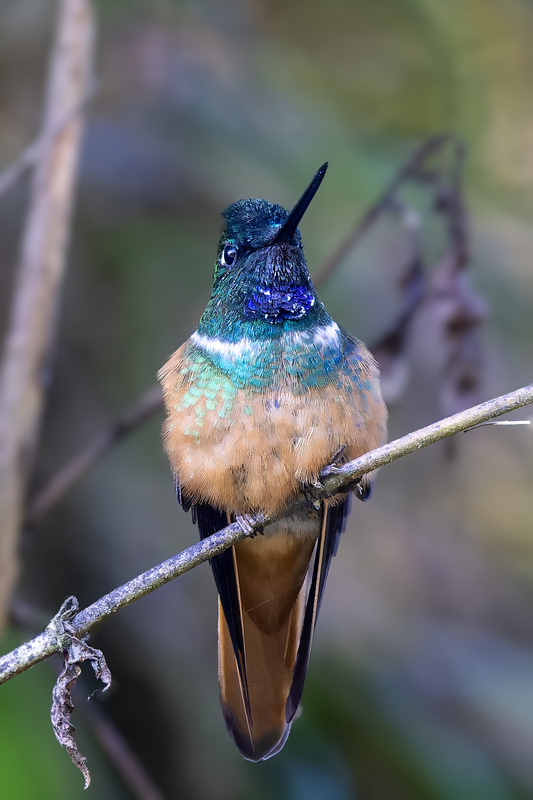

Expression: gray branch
xmin=1 ymin=382 xmax=532 ymax=685
xmin=0 ymin=0 xmax=95 ymax=626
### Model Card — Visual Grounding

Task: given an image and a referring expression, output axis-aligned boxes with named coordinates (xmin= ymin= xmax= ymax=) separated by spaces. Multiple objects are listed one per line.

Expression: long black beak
xmin=273 ymin=162 xmax=328 ymax=244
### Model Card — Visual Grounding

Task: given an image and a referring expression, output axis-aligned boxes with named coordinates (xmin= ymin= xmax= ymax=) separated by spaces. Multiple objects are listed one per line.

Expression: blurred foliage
xmin=1 ymin=0 xmax=533 ymax=797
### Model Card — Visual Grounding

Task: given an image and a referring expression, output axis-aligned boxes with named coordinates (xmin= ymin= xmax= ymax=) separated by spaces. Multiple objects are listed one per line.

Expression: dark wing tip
xmin=286 ymin=498 xmax=350 ymax=721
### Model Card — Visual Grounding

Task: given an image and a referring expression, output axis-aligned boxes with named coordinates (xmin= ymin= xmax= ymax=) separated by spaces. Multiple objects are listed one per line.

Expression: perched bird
xmin=159 ymin=164 xmax=387 ymax=761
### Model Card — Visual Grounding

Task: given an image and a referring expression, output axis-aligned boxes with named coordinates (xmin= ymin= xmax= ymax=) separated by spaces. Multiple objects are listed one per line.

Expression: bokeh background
xmin=1 ymin=0 xmax=533 ymax=798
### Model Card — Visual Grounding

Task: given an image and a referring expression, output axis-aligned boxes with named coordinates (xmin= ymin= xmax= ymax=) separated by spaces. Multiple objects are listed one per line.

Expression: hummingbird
xmin=158 ymin=163 xmax=387 ymax=761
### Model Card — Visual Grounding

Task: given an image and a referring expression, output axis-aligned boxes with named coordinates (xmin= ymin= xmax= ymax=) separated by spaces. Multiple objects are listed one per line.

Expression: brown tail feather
xmin=218 ymin=528 xmax=316 ymax=761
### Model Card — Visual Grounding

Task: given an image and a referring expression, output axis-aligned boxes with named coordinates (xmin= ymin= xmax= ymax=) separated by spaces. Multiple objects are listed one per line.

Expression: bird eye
xmin=221 ymin=243 xmax=237 ymax=267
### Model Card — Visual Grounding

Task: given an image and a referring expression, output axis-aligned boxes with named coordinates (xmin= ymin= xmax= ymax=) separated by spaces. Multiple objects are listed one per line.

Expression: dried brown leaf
xmin=51 ymin=623 xmax=112 ymax=788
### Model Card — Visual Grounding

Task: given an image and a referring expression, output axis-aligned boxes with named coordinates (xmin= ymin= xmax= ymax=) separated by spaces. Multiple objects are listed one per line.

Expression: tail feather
xmin=218 ymin=500 xmax=349 ymax=760
xmin=219 ymin=592 xmax=303 ymax=760
xmin=194 ymin=499 xmax=350 ymax=760
xmin=219 ymin=526 xmax=314 ymax=760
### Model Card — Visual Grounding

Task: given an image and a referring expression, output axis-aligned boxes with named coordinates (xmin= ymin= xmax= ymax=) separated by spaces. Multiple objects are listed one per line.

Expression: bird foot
xmin=303 ymin=446 xmax=348 ymax=508
xmin=302 ymin=480 xmax=323 ymax=510
xmin=354 ymin=477 xmax=372 ymax=502
xmin=303 ymin=445 xmax=373 ymax=504
xmin=328 ymin=444 xmax=347 ymax=465
xmin=236 ymin=514 xmax=264 ymax=538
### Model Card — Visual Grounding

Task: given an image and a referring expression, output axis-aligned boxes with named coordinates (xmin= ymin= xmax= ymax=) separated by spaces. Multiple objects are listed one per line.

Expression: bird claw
xmin=354 ymin=477 xmax=372 ymax=502
xmin=302 ymin=480 xmax=323 ymax=509
xmin=303 ymin=445 xmax=350 ymax=507
xmin=304 ymin=445 xmax=373 ymax=504
xmin=236 ymin=514 xmax=263 ymax=538
xmin=328 ymin=444 xmax=347 ymax=465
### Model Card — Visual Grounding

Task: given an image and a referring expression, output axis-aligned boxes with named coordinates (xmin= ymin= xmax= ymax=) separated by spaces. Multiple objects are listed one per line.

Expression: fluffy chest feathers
xmin=158 ymin=322 xmax=385 ymax=516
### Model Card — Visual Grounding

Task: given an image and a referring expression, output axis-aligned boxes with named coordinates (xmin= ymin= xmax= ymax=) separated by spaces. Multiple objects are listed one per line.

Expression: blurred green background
xmin=1 ymin=0 xmax=533 ymax=797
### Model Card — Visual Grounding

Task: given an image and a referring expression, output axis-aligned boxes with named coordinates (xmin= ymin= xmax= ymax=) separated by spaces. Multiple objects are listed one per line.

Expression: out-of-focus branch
xmin=0 ymin=83 xmax=96 ymax=199
xmin=1 ymin=382 xmax=531 ymax=685
xmin=0 ymin=0 xmax=94 ymax=626
xmin=82 ymin=699 xmax=164 ymax=800
xmin=313 ymin=134 xmax=454 ymax=287
xmin=26 ymin=385 xmax=163 ymax=524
